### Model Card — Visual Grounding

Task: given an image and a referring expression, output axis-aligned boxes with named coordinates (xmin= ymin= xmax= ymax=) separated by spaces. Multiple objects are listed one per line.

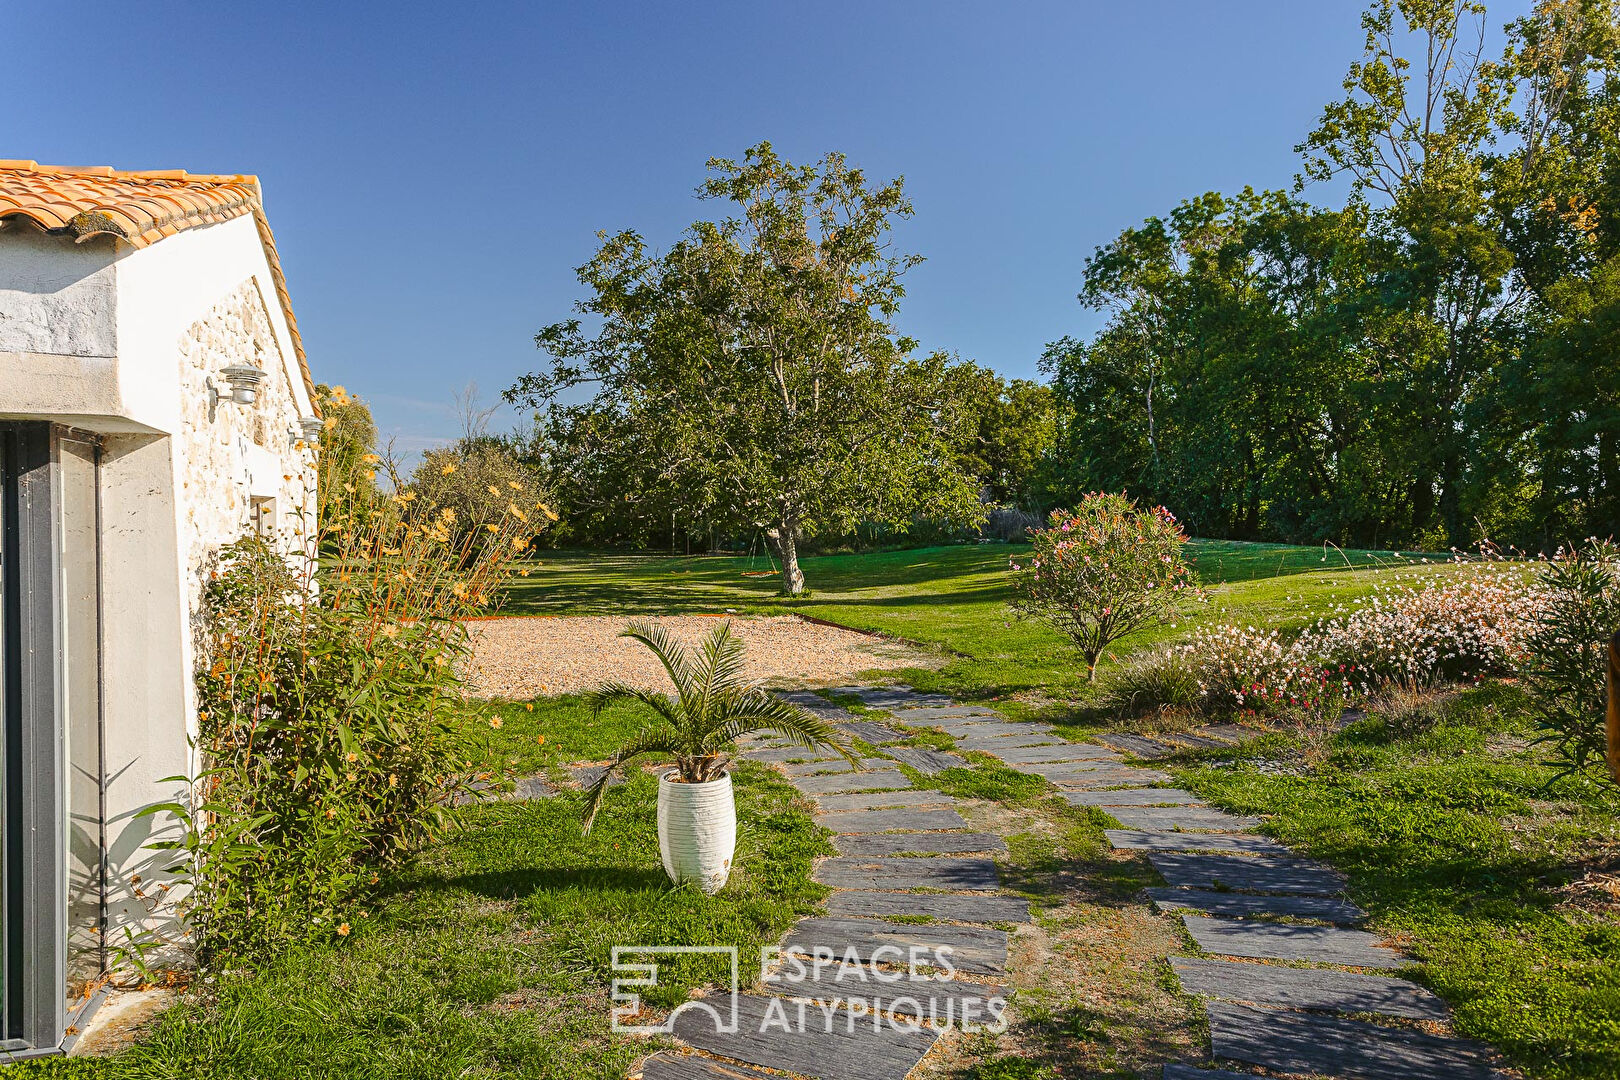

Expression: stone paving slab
xmin=1183 ymin=914 xmax=1400 ymax=968
xmin=885 ymin=705 xmax=1006 ymax=721
xmin=882 ymin=746 xmax=967 ymax=774
xmin=832 ymin=686 xmax=954 ymax=709
xmin=742 ymin=745 xmax=845 ymax=764
xmin=1161 ymin=733 xmax=1230 ymax=750
xmin=1159 ymin=1066 xmax=1259 ymax=1080
xmin=933 ymin=721 xmax=1055 ymax=739
xmin=824 ymin=890 xmax=1032 ymax=924
xmin=1206 ymin=1001 xmax=1499 ymax=1080
xmin=953 ymin=733 xmax=1062 ymax=750
xmin=840 ymin=720 xmax=907 ymax=744
xmin=793 ymin=770 xmax=912 ymax=795
xmin=565 ymin=764 xmax=626 ymax=789
xmin=671 ymin=993 xmax=940 ymax=1080
xmin=987 ymin=743 xmax=1118 ymax=764
xmin=1106 ymin=830 xmax=1292 ymax=856
xmin=816 ymin=807 xmax=968 ymax=833
xmin=641 ymin=1052 xmax=784 ymax=1080
xmin=765 ymin=966 xmax=1006 ymax=1019
xmin=833 ymin=832 xmax=1007 ymax=857
xmin=1044 ymin=766 xmax=1176 ymax=789
xmin=1171 ymin=956 xmax=1448 ymax=1020
xmin=1146 ymin=888 xmax=1364 ymax=924
xmin=775 ymin=690 xmax=855 ymax=719
xmin=1196 ymin=725 xmax=1253 ymax=743
xmin=815 ymin=789 xmax=959 ymax=813
xmin=814 ymin=857 xmax=1000 ymax=892
xmin=1094 ymin=733 xmax=1174 ymax=759
xmin=511 ymin=775 xmax=555 ymax=800
xmin=1063 ymin=788 xmax=1205 ymax=807
xmin=782 ymin=917 xmax=1008 ymax=973
xmin=780 ymin=757 xmax=888 ymax=778
xmin=1149 ymin=853 xmax=1347 ymax=896
xmin=1106 ymin=807 xmax=1259 ymax=832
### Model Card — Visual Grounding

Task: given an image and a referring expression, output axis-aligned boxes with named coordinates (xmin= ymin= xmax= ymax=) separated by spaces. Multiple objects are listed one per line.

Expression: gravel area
xmin=463 ymin=614 xmax=931 ymax=698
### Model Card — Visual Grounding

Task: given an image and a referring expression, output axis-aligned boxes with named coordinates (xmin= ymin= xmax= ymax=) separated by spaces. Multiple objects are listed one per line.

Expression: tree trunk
xmin=765 ymin=525 xmax=806 ymax=595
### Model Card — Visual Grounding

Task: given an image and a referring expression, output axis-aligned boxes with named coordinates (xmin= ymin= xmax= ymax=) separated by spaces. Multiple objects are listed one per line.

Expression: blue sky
xmin=5 ymin=0 xmax=1530 ymax=455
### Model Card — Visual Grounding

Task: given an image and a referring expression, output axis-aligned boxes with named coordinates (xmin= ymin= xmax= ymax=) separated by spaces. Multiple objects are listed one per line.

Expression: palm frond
xmin=695 ymin=622 xmax=751 ymax=720
xmin=619 ymin=620 xmax=697 ymax=701
xmin=580 ymin=724 xmax=684 ymax=834
xmin=708 ymin=692 xmax=858 ymax=766
xmin=583 ymin=679 xmax=683 ymax=732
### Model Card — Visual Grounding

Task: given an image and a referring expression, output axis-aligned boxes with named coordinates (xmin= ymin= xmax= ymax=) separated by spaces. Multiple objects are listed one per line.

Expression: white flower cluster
xmin=1182 ymin=567 xmax=1548 ymax=712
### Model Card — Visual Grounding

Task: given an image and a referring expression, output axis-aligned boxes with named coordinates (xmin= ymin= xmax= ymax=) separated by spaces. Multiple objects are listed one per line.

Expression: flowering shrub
xmin=159 ymin=477 xmax=544 ymax=960
xmin=1010 ymin=492 xmax=1196 ymax=678
xmin=1184 ymin=566 xmax=1547 ymax=713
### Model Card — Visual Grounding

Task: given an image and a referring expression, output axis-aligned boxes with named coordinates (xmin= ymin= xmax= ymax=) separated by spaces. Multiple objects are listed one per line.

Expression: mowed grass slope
xmin=498 ymin=541 xmax=1458 ymax=706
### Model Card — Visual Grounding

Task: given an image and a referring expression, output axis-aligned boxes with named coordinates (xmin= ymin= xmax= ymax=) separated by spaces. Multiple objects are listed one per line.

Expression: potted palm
xmin=581 ymin=620 xmax=856 ymax=893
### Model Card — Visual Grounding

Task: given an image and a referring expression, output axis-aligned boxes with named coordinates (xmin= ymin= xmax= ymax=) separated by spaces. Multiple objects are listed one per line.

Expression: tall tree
xmin=506 ymin=143 xmax=984 ymax=593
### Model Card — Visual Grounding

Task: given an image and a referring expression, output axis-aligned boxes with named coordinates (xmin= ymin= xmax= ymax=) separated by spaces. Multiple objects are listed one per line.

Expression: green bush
xmin=1009 ymin=492 xmax=1197 ymax=678
xmin=1098 ymin=645 xmax=1202 ymax=718
xmin=406 ymin=437 xmax=555 ymax=553
xmin=163 ymin=488 xmax=536 ymax=960
xmin=1521 ymin=541 xmax=1620 ymax=785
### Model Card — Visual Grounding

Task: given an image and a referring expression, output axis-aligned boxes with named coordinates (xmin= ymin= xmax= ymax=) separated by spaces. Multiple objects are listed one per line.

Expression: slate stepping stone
xmin=883 ymin=746 xmax=967 ymax=774
xmin=794 ymin=770 xmax=912 ymax=795
xmin=1206 ymin=1000 xmax=1499 ymax=1080
xmin=1095 ymin=733 xmax=1174 ymax=759
xmin=566 ymin=764 xmax=626 ymax=789
xmin=816 ymin=789 xmax=958 ymax=813
xmin=641 ymin=1052 xmax=784 ymax=1080
xmin=1043 ymin=766 xmax=1174 ymax=789
xmin=1064 ymin=788 xmax=1204 ymax=807
xmin=1162 ymin=733 xmax=1230 ymax=750
xmin=1183 ymin=914 xmax=1401 ymax=968
xmin=1146 ymin=888 xmax=1364 ymax=925
xmin=885 ymin=706 xmax=1006 ymax=721
xmin=1106 ymin=830 xmax=1291 ymax=856
xmin=816 ymin=807 xmax=968 ymax=833
xmin=670 ymin=992 xmax=940 ymax=1080
xmin=743 ymin=745 xmax=844 ymax=764
xmin=814 ymin=857 xmax=1000 ymax=891
xmin=1107 ymin=807 xmax=1259 ymax=832
xmin=1149 ymin=853 xmax=1347 ymax=896
xmin=1160 ymin=1067 xmax=1262 ymax=1080
xmin=781 ymin=757 xmax=888 ymax=778
xmin=929 ymin=718 xmax=1028 ymax=736
xmin=765 ymin=964 xmax=1007 ymax=1021
xmin=1195 ymin=724 xmax=1252 ymax=743
xmin=781 ymin=916 xmax=1008 ymax=973
xmin=953 ymin=733 xmax=1061 ymax=750
xmin=511 ymin=775 xmax=554 ymax=800
xmin=824 ymin=890 xmax=1031 ymax=924
xmin=1171 ymin=956 xmax=1448 ymax=1020
xmin=841 ymin=720 xmax=907 ymax=743
xmin=833 ymin=832 xmax=1006 ymax=857
xmin=989 ymin=743 xmax=1118 ymax=764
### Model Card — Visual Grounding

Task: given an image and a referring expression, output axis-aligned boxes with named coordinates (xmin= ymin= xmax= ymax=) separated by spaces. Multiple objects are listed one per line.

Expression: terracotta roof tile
xmin=0 ymin=160 xmax=317 ymax=409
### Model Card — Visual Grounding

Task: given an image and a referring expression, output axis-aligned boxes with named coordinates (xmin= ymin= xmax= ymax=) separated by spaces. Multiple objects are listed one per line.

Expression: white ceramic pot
xmin=657 ymin=771 xmax=737 ymax=894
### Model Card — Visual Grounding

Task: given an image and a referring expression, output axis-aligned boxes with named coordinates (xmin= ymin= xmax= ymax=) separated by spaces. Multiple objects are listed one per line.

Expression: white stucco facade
xmin=0 ymin=207 xmax=318 ymax=972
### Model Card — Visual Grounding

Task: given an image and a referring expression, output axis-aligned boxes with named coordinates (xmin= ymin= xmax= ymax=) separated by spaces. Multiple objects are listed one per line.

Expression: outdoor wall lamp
xmin=295 ymin=416 xmax=324 ymax=446
xmin=208 ymin=364 xmax=267 ymax=420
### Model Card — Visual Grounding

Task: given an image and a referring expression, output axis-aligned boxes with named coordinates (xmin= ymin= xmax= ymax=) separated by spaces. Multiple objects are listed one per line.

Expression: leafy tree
xmin=312 ymin=384 xmax=382 ymax=528
xmin=948 ymin=368 xmax=1061 ymax=509
xmin=507 ymin=143 xmax=984 ymax=592
xmin=405 ymin=436 xmax=556 ymax=554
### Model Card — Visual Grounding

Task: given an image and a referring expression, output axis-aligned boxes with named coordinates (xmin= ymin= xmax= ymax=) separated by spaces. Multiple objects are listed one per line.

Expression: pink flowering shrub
xmin=1010 ymin=492 xmax=1196 ymax=679
xmin=1182 ymin=566 xmax=1547 ymax=713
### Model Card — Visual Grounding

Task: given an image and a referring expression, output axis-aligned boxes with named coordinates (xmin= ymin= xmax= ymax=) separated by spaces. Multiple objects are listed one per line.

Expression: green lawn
xmin=500 ymin=541 xmax=1459 ymax=710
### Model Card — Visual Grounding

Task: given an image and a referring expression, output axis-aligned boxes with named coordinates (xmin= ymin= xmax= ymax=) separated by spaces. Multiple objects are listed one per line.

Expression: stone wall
xmin=174 ymin=277 xmax=316 ymax=609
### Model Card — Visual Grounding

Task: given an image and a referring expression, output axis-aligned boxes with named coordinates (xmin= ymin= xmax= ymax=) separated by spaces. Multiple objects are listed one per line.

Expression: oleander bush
xmin=1009 ymin=492 xmax=1197 ymax=679
xmin=159 ymin=485 xmax=539 ymax=961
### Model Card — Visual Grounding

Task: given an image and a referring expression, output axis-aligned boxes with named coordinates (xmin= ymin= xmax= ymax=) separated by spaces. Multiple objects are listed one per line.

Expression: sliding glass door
xmin=0 ymin=423 xmax=105 ymax=1056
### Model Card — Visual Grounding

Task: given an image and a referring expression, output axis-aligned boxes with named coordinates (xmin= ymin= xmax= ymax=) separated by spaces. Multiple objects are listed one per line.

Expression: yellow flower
xmin=538 ymin=503 xmax=560 ymax=522
xmin=489 ymin=717 xmax=503 ymax=729
xmin=508 ymin=481 xmax=522 ymax=490
xmin=441 ymin=464 xmax=456 ymax=476
xmin=325 ymin=807 xmax=337 ymax=818
xmin=485 ymin=524 xmax=498 ymax=533
xmin=388 ymin=773 xmax=399 ymax=788
xmin=362 ymin=453 xmax=381 ymax=464
xmin=379 ymin=624 xmax=399 ymax=639
xmin=451 ymin=582 xmax=469 ymax=598
xmin=524 ymin=703 xmax=534 ymax=712
xmin=346 ymin=772 xmax=357 ymax=782
xmin=336 ymin=923 xmax=351 ymax=937
xmin=345 ymin=752 xmax=359 ymax=763
xmin=536 ymin=735 xmax=545 ymax=746
xmin=508 ymin=502 xmax=528 ymax=522
xmin=487 ymin=485 xmax=502 ymax=496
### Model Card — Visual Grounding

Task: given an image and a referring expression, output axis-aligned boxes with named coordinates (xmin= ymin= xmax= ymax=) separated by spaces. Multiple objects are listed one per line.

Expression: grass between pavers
xmin=48 ymin=701 xmax=829 ymax=1080
xmin=1170 ymin=682 xmax=1620 ymax=1080
xmin=497 ymin=542 xmax=1465 ymax=714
